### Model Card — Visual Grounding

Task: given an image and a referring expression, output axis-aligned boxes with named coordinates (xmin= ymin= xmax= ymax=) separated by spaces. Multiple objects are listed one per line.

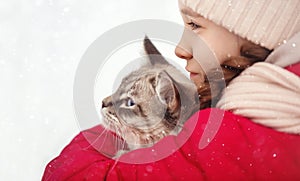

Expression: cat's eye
xmin=126 ymin=98 xmax=135 ymax=107
xmin=187 ymin=21 xmax=201 ymax=30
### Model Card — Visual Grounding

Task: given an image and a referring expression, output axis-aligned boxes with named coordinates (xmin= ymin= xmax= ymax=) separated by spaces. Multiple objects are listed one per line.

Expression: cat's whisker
xmin=108 ymin=123 xmax=123 ymax=152
xmin=94 ymin=124 xmax=113 ymax=155
xmin=83 ymin=123 xmax=112 ymax=151
xmin=122 ymin=129 xmax=129 ymax=150
xmin=111 ymin=124 xmax=120 ymax=145
xmin=115 ymin=125 xmax=127 ymax=151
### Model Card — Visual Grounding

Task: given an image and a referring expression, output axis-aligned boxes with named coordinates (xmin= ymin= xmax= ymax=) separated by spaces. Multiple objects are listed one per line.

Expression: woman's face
xmin=175 ymin=6 xmax=247 ymax=87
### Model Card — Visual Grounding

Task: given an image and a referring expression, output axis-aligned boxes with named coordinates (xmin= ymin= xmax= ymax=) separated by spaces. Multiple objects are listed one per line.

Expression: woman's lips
xmin=186 ymin=67 xmax=197 ymax=78
xmin=189 ymin=71 xmax=205 ymax=84
xmin=186 ymin=67 xmax=203 ymax=82
xmin=190 ymin=72 xmax=198 ymax=79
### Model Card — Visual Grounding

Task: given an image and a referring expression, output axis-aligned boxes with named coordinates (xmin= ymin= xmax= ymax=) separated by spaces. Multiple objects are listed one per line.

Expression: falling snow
xmin=0 ymin=0 xmax=182 ymax=180
xmin=146 ymin=165 xmax=153 ymax=173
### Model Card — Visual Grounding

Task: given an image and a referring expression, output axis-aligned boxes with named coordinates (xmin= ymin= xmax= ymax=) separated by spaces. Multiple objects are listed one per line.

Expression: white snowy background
xmin=0 ymin=0 xmax=183 ymax=180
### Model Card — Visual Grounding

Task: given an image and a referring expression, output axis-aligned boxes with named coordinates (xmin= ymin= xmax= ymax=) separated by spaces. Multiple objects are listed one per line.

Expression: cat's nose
xmin=102 ymin=96 xmax=113 ymax=108
xmin=102 ymin=101 xmax=113 ymax=108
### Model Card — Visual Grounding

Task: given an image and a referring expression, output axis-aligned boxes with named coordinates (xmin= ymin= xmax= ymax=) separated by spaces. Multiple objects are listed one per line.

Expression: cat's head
xmin=101 ymin=36 xmax=199 ymax=148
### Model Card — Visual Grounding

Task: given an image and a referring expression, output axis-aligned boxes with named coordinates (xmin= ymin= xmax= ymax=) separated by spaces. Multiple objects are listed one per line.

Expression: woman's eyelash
xmin=187 ymin=22 xmax=201 ymax=30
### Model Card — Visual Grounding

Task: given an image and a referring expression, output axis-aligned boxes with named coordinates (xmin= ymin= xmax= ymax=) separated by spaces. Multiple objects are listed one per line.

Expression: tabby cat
xmin=101 ymin=37 xmax=199 ymax=154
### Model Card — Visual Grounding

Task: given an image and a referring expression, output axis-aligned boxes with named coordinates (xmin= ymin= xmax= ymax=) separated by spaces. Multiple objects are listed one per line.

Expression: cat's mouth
xmin=101 ymin=108 xmax=135 ymax=131
xmin=101 ymin=108 xmax=120 ymax=128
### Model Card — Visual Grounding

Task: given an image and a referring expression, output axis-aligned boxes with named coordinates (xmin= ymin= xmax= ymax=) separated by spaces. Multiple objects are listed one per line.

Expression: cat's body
xmin=101 ymin=37 xmax=199 ymax=154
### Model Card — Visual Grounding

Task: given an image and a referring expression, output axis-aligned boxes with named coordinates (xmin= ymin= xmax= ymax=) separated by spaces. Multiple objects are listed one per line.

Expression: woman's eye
xmin=126 ymin=98 xmax=135 ymax=107
xmin=187 ymin=22 xmax=201 ymax=30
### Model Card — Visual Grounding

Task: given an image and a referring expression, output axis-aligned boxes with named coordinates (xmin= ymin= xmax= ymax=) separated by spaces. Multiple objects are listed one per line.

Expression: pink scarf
xmin=217 ymin=32 xmax=300 ymax=134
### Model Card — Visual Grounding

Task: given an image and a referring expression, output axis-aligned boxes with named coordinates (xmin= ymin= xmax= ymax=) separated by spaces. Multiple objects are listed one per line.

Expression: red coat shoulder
xmin=42 ymin=108 xmax=300 ymax=180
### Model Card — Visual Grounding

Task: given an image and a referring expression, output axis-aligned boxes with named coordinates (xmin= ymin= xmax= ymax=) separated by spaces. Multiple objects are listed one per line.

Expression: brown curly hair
xmin=198 ymin=42 xmax=272 ymax=109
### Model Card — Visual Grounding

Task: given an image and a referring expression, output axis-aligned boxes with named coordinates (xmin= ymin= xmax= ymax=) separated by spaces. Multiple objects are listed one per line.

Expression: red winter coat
xmin=42 ymin=63 xmax=300 ymax=181
xmin=42 ymin=109 xmax=300 ymax=180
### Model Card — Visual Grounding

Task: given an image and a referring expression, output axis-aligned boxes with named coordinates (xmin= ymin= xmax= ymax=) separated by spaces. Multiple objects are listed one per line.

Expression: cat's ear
xmin=155 ymin=71 xmax=178 ymax=111
xmin=143 ymin=35 xmax=168 ymax=66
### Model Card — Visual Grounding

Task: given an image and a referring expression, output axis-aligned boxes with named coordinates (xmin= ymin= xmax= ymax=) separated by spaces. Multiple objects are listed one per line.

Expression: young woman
xmin=176 ymin=0 xmax=300 ymax=133
xmin=43 ymin=0 xmax=300 ymax=180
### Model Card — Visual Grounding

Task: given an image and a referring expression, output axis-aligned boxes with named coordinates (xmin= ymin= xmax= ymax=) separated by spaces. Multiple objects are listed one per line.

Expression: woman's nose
xmin=175 ymin=45 xmax=193 ymax=60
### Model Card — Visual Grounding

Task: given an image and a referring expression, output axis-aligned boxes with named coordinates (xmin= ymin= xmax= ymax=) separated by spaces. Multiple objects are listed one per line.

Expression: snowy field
xmin=0 ymin=0 xmax=184 ymax=180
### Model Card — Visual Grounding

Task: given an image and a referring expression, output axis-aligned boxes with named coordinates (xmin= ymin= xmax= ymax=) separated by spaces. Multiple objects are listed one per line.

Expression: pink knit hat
xmin=178 ymin=0 xmax=300 ymax=50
